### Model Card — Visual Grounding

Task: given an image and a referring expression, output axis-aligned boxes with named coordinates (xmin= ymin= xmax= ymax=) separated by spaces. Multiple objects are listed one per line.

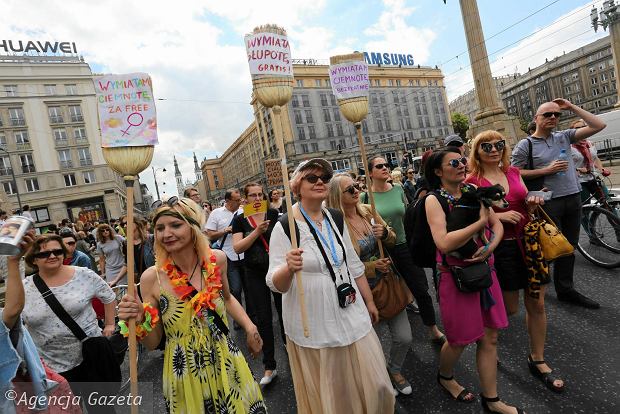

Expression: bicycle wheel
xmin=577 ymin=206 xmax=620 ymax=268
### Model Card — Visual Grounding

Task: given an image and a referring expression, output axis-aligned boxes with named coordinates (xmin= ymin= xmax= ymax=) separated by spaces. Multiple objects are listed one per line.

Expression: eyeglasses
xmin=342 ymin=184 xmax=361 ymax=195
xmin=538 ymin=112 xmax=561 ymax=119
xmin=373 ymin=163 xmax=389 ymax=170
xmin=480 ymin=140 xmax=506 ymax=153
xmin=34 ymin=249 xmax=64 ymax=259
xmin=305 ymin=174 xmax=332 ymax=184
xmin=65 ymin=241 xmax=76 ymax=246
xmin=445 ymin=157 xmax=468 ymax=168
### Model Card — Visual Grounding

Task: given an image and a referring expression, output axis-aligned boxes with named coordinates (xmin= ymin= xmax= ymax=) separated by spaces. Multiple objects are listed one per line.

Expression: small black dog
xmin=446 ymin=184 xmax=509 ymax=259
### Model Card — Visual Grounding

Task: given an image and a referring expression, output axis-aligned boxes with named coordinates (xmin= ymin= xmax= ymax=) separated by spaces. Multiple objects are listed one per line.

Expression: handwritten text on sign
xmin=94 ymin=73 xmax=158 ymax=147
xmin=245 ymin=32 xmax=292 ymax=76
xmin=265 ymin=159 xmax=283 ymax=187
xmin=328 ymin=61 xmax=370 ymax=100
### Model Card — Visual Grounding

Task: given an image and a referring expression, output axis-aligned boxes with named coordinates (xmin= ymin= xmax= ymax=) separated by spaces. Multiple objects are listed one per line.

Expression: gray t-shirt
xmin=21 ymin=267 xmax=115 ymax=373
xmin=96 ymin=236 xmax=126 ymax=283
xmin=511 ymin=129 xmax=581 ymax=198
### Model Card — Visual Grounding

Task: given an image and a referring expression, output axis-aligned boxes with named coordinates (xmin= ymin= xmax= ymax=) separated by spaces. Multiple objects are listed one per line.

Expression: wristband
xmin=118 ymin=302 xmax=160 ymax=341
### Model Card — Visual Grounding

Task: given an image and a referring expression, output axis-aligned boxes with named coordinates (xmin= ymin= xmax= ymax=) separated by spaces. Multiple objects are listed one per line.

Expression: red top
xmin=465 ymin=166 xmax=529 ymax=240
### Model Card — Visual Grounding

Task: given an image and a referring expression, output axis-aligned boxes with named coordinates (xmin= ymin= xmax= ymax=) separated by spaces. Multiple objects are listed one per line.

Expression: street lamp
xmin=151 ymin=166 xmax=166 ymax=201
xmin=591 ymin=0 xmax=620 ymax=108
xmin=0 ymin=147 xmax=22 ymax=211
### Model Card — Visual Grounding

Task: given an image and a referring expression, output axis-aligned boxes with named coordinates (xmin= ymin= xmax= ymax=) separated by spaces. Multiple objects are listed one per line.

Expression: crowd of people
xmin=0 ymin=98 xmax=609 ymax=413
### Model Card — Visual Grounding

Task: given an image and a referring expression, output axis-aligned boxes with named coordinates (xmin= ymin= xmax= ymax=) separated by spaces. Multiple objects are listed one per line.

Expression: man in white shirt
xmin=21 ymin=205 xmax=33 ymax=221
xmin=206 ymin=189 xmax=246 ymax=320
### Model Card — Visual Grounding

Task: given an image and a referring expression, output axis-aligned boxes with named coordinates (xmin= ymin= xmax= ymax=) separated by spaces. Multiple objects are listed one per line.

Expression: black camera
xmin=336 ymin=283 xmax=357 ymax=308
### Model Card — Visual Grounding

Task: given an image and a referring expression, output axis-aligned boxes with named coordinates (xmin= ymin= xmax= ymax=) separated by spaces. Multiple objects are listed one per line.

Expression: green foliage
xmin=451 ymin=112 xmax=469 ymax=139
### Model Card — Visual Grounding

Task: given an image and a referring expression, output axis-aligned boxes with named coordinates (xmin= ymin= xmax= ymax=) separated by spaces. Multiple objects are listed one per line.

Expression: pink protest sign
xmin=94 ymin=73 xmax=158 ymax=147
xmin=245 ymin=32 xmax=293 ymax=77
xmin=329 ymin=61 xmax=370 ymax=100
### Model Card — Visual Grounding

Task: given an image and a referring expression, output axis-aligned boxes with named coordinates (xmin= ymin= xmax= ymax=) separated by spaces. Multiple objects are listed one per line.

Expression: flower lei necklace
xmin=163 ymin=254 xmax=222 ymax=316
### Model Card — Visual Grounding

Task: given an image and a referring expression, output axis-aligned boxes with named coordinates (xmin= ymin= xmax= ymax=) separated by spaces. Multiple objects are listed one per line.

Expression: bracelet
xmin=118 ymin=302 xmax=160 ymax=341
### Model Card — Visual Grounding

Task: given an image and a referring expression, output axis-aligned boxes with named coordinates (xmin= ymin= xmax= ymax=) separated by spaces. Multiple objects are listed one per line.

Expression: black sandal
xmin=481 ymin=394 xmax=524 ymax=414
xmin=436 ymin=372 xmax=475 ymax=403
xmin=527 ymin=355 xmax=565 ymax=393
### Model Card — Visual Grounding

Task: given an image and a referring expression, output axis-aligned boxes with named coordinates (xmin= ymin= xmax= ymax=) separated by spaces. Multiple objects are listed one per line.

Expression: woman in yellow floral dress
xmin=118 ymin=197 xmax=266 ymax=413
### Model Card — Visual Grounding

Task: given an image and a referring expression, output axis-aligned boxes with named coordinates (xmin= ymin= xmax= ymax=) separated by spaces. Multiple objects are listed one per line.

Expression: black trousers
xmin=388 ymin=243 xmax=438 ymax=327
xmin=244 ymin=267 xmax=285 ymax=371
xmin=60 ymin=359 xmax=117 ymax=414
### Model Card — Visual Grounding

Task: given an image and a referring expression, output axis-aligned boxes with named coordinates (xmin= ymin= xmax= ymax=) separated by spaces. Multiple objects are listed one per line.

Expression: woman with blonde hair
xmin=118 ymin=197 xmax=265 ymax=413
xmin=95 ymin=223 xmax=126 ymax=286
xmin=465 ymin=130 xmax=562 ymax=394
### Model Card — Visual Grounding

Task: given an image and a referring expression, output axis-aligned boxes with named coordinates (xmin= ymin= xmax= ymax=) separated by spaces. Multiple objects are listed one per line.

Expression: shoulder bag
xmin=534 ymin=206 xmax=574 ymax=261
xmin=371 ymin=254 xmax=413 ymax=320
xmin=523 ymin=138 xmax=546 ymax=191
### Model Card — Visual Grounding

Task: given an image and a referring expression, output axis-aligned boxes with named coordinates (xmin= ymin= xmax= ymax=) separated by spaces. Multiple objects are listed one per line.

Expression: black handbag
xmin=449 ymin=261 xmax=492 ymax=293
xmin=523 ymin=138 xmax=545 ymax=191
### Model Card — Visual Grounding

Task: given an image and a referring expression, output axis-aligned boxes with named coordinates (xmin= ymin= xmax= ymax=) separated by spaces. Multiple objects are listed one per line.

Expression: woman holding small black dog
xmin=466 ymin=131 xmax=563 ymax=394
xmin=425 ymin=149 xmax=524 ymax=413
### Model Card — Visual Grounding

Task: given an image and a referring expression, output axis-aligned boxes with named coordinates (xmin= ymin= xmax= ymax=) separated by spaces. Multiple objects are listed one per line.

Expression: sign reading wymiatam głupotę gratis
xmin=245 ymin=31 xmax=293 ymax=76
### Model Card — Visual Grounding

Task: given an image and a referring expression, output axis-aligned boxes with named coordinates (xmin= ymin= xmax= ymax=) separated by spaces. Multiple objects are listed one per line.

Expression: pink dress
xmin=434 ymin=193 xmax=508 ymax=346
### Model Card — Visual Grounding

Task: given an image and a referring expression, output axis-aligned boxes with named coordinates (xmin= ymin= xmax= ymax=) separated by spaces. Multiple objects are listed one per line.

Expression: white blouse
xmin=266 ymin=209 xmax=371 ymax=348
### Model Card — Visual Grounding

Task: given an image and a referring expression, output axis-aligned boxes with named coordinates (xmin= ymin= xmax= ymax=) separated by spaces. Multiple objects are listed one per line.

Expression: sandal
xmin=436 ymin=372 xmax=475 ymax=403
xmin=527 ymin=355 xmax=565 ymax=393
xmin=481 ymin=394 xmax=524 ymax=413
xmin=431 ymin=334 xmax=447 ymax=345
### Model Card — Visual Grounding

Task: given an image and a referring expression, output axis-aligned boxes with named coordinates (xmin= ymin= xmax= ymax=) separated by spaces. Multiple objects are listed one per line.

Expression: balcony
xmin=71 ymin=115 xmax=84 ymax=123
xmin=54 ymin=139 xmax=69 ymax=148
xmin=75 ymin=136 xmax=88 ymax=144
xmin=0 ymin=167 xmax=13 ymax=176
xmin=49 ymin=116 xmax=64 ymax=124
xmin=21 ymin=165 xmax=36 ymax=174
xmin=10 ymin=118 xmax=25 ymax=127
xmin=16 ymin=142 xmax=31 ymax=150
xmin=79 ymin=158 xmax=92 ymax=166
xmin=60 ymin=160 xmax=73 ymax=169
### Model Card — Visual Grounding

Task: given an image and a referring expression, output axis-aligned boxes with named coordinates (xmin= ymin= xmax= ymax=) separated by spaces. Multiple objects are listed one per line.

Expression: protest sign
xmin=245 ymin=32 xmax=292 ymax=76
xmin=328 ymin=61 xmax=370 ymax=100
xmin=265 ymin=159 xmax=284 ymax=187
xmin=244 ymin=200 xmax=268 ymax=217
xmin=94 ymin=73 xmax=158 ymax=147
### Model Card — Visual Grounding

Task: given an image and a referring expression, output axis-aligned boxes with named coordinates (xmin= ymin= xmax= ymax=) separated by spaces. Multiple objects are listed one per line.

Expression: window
xmin=308 ymin=126 xmax=316 ymax=139
xmin=301 ymin=143 xmax=309 ymax=153
xmin=591 ymin=77 xmax=598 ymax=85
xmin=297 ymin=127 xmax=306 ymax=140
xmin=292 ymin=95 xmax=299 ymax=108
xmin=294 ymin=111 xmax=302 ymax=124
xmin=3 ymin=181 xmax=16 ymax=195
xmin=388 ymin=80 xmax=394 ymax=86
xmin=396 ymin=80 xmax=401 ymax=86
xmin=65 ymin=84 xmax=77 ymax=95
xmin=4 ymin=85 xmax=17 ymax=97
xmin=74 ymin=127 xmax=87 ymax=140
xmin=9 ymin=108 xmax=25 ymax=126
xmin=25 ymin=178 xmax=39 ymax=192
xmin=296 ymin=80 xmax=304 ymax=87
xmin=33 ymin=208 xmax=50 ymax=223
xmin=14 ymin=131 xmax=29 ymax=144
xmin=302 ymin=95 xmax=310 ymax=107
xmin=69 ymin=105 xmax=83 ymax=122
xmin=54 ymin=128 xmax=68 ymax=142
xmin=315 ymin=80 xmax=321 ymax=87
xmin=330 ymin=140 xmax=337 ymax=150
xmin=78 ymin=148 xmax=92 ymax=166
xmin=332 ymin=108 xmax=341 ymax=122
xmin=0 ymin=134 xmax=6 ymax=147
xmin=64 ymin=173 xmax=77 ymax=187
xmin=20 ymin=154 xmax=35 ymax=173
xmin=320 ymin=93 xmax=328 ymax=106
xmin=325 ymin=79 xmax=331 ymax=87
xmin=327 ymin=124 xmax=334 ymax=137
xmin=323 ymin=109 xmax=331 ymax=122
xmin=601 ymin=73 xmax=608 ymax=81
xmin=330 ymin=159 xmax=351 ymax=171
xmin=374 ymin=79 xmax=380 ymax=87
xmin=305 ymin=110 xmax=313 ymax=123
xmin=336 ymin=123 xmax=344 ymax=136
xmin=58 ymin=149 xmax=72 ymax=168
xmin=0 ymin=157 xmax=11 ymax=176
xmin=376 ymin=119 xmax=384 ymax=132
xmin=362 ymin=120 xmax=368 ymax=133
xmin=83 ymin=170 xmax=96 ymax=184
xmin=408 ymin=80 xmax=414 ymax=86
xmin=311 ymin=143 xmax=319 ymax=152
xmin=48 ymin=107 xmax=63 ymax=124
xmin=44 ymin=84 xmax=56 ymax=95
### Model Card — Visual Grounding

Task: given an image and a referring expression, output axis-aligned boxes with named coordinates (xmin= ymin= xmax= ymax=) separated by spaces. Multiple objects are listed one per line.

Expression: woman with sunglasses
xmin=232 ymin=182 xmax=284 ymax=387
xmin=424 ymin=149 xmax=524 ymax=413
xmin=466 ymin=131 xmax=563 ymax=394
xmin=365 ymin=156 xmax=446 ymax=344
xmin=267 ymin=158 xmax=394 ymax=413
xmin=95 ymin=223 xmax=126 ymax=287
xmin=326 ymin=173 xmax=414 ymax=396
xmin=268 ymin=189 xmax=286 ymax=214
xmin=21 ymin=234 xmax=117 ymax=413
xmin=118 ymin=197 xmax=266 ymax=413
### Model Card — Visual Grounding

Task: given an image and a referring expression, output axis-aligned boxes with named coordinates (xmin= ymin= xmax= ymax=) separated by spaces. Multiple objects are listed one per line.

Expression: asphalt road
xmin=119 ymin=252 xmax=620 ymax=413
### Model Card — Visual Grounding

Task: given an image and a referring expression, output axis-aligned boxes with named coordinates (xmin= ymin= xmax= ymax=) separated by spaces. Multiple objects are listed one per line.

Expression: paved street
xmin=120 ymin=253 xmax=620 ymax=413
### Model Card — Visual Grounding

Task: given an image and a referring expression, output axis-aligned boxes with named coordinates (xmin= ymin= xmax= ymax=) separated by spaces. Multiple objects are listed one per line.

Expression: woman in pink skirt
xmin=424 ymin=148 xmax=524 ymax=414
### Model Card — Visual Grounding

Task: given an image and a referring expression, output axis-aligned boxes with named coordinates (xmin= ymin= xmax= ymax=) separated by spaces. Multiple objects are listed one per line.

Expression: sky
xmin=2 ymin=0 xmax=609 ymax=198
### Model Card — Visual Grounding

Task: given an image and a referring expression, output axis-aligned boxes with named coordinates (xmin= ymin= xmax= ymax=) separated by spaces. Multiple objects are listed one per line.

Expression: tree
xmin=518 ymin=117 xmax=532 ymax=134
xmin=451 ymin=112 xmax=469 ymax=139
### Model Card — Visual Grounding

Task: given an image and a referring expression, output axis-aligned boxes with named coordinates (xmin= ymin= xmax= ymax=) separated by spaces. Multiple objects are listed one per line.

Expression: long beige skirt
xmin=286 ymin=330 xmax=395 ymax=414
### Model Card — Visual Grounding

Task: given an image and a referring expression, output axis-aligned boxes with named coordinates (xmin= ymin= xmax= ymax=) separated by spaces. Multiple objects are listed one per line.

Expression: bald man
xmin=512 ymin=98 xmax=606 ymax=309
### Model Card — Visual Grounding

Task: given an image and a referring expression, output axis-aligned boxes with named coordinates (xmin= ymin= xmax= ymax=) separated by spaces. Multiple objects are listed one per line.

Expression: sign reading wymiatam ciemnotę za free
xmin=363 ymin=52 xmax=414 ymax=66
xmin=0 ymin=40 xmax=78 ymax=54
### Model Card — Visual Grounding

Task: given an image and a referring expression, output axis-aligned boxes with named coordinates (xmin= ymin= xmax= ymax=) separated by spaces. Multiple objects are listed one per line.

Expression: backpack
xmin=279 ymin=207 xmax=345 ymax=243
xmin=403 ymin=192 xmax=449 ymax=268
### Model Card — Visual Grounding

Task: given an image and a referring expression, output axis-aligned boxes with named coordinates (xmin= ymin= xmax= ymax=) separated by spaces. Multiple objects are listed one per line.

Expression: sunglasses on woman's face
xmin=373 ymin=163 xmax=389 ymax=170
xmin=343 ymin=184 xmax=361 ymax=195
xmin=445 ymin=157 xmax=468 ymax=168
xmin=480 ymin=140 xmax=506 ymax=153
xmin=305 ymin=174 xmax=332 ymax=184
xmin=103 ymin=229 xmax=110 ymax=232
xmin=34 ymin=249 xmax=64 ymax=259
xmin=65 ymin=241 xmax=76 ymax=246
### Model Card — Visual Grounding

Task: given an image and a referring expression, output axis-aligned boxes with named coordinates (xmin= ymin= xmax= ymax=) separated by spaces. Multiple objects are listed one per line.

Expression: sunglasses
xmin=480 ymin=140 xmax=506 ymax=153
xmin=65 ymin=241 xmax=76 ymax=246
xmin=373 ymin=163 xmax=389 ymax=170
xmin=407 ymin=171 xmax=414 ymax=174
xmin=305 ymin=174 xmax=332 ymax=184
xmin=539 ymin=112 xmax=561 ymax=119
xmin=343 ymin=184 xmax=361 ymax=195
xmin=151 ymin=196 xmax=191 ymax=210
xmin=120 ymin=222 xmax=127 ymax=226
xmin=102 ymin=229 xmax=110 ymax=232
xmin=445 ymin=157 xmax=468 ymax=168
xmin=34 ymin=249 xmax=64 ymax=259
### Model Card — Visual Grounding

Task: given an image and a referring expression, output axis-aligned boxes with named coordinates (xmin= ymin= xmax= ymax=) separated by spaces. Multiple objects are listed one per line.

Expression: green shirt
xmin=363 ymin=185 xmax=408 ymax=245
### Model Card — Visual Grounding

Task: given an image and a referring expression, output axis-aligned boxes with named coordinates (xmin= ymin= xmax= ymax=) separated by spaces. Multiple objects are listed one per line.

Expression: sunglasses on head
xmin=448 ymin=141 xmax=464 ymax=148
xmin=34 ymin=249 xmax=64 ymax=259
xmin=343 ymin=184 xmax=361 ymax=195
xmin=373 ymin=163 xmax=389 ymax=170
xmin=151 ymin=196 xmax=191 ymax=210
xmin=305 ymin=174 xmax=332 ymax=184
xmin=445 ymin=157 xmax=468 ymax=168
xmin=480 ymin=140 xmax=506 ymax=153
xmin=539 ymin=112 xmax=561 ymax=119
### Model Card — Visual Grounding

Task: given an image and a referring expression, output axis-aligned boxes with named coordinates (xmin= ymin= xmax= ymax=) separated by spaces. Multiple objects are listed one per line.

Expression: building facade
xmin=0 ymin=55 xmax=129 ymax=229
xmin=449 ymin=74 xmax=517 ymax=125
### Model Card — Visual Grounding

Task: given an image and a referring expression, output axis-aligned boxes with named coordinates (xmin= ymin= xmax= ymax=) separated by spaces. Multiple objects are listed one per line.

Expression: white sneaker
xmin=259 ymin=369 xmax=278 ymax=386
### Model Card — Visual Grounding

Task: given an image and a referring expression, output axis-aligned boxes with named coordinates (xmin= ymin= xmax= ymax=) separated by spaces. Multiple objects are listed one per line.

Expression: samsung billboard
xmin=364 ymin=52 xmax=414 ymax=66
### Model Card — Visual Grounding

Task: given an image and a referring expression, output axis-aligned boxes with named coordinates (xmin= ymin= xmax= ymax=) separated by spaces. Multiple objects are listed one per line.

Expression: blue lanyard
xmin=299 ymin=205 xmax=341 ymax=267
